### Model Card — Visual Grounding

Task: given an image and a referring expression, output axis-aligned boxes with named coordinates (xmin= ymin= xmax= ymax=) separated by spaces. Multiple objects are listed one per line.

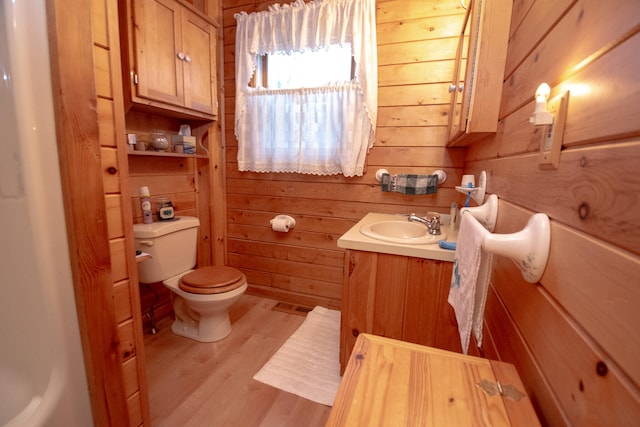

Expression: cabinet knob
xmin=177 ymin=52 xmax=185 ymax=60
xmin=184 ymin=54 xmax=192 ymax=64
xmin=449 ymin=83 xmax=465 ymax=93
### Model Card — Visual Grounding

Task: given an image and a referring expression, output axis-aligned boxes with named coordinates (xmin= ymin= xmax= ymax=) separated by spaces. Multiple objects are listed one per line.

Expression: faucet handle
xmin=427 ymin=213 xmax=441 ymax=235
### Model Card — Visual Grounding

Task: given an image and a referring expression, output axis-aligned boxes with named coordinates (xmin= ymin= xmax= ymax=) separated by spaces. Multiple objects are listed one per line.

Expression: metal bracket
xmin=477 ymin=379 xmax=525 ymax=401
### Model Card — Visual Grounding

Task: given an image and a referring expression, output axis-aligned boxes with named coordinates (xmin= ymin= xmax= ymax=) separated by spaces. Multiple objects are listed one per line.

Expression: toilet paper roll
xmin=270 ymin=215 xmax=296 ymax=232
xmin=271 ymin=217 xmax=291 ymax=232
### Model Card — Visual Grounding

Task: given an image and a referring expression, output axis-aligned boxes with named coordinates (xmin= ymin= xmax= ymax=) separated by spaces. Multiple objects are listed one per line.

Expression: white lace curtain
xmin=234 ymin=0 xmax=377 ymax=177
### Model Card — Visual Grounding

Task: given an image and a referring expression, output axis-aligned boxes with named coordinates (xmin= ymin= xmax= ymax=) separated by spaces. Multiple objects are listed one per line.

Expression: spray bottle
xmin=139 ymin=186 xmax=153 ymax=224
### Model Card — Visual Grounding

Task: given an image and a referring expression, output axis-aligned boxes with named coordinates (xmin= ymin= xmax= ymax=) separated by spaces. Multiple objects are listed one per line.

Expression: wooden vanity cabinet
xmin=340 ymin=250 xmax=461 ymax=372
xmin=446 ymin=0 xmax=512 ymax=146
xmin=120 ymin=0 xmax=218 ymax=119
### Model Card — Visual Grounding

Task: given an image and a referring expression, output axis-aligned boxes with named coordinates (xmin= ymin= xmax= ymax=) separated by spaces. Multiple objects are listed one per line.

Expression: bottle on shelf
xmin=140 ymin=186 xmax=153 ymax=224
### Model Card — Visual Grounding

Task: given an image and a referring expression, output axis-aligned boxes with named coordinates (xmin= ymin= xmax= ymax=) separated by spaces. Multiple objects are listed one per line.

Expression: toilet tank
xmin=133 ymin=216 xmax=200 ymax=284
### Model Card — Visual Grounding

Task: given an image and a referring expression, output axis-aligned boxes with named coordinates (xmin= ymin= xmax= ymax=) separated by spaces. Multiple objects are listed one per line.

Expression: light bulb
xmin=530 ymin=82 xmax=554 ymax=126
xmin=535 ymin=83 xmax=551 ymax=103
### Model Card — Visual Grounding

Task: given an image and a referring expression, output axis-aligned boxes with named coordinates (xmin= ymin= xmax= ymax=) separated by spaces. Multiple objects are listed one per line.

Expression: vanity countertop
xmin=337 ymin=212 xmax=457 ymax=262
xmin=327 ymin=334 xmax=540 ymax=427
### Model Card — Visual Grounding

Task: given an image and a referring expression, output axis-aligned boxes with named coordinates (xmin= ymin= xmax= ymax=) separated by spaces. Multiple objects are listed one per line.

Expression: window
xmin=234 ymin=0 xmax=377 ymax=177
xmin=252 ymin=44 xmax=354 ymax=89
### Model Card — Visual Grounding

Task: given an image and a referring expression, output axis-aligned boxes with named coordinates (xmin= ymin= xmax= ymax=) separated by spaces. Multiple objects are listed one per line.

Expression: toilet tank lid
xmin=133 ymin=216 xmax=200 ymax=238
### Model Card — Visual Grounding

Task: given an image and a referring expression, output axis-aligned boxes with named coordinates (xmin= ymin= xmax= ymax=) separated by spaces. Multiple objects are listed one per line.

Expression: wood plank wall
xmin=463 ymin=0 xmax=640 ymax=425
xmin=48 ymin=0 xmax=150 ymax=424
xmin=48 ymin=0 xmax=640 ymax=423
xmin=92 ymin=0 xmax=152 ymax=424
xmin=221 ymin=0 xmax=468 ymax=309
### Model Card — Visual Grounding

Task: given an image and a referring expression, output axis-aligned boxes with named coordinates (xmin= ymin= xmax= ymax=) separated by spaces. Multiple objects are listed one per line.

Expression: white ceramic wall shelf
xmin=455 ymin=170 xmax=487 ymax=205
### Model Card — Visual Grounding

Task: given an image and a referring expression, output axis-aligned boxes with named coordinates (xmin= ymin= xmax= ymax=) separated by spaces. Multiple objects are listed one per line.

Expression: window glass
xmin=266 ymin=44 xmax=352 ymax=89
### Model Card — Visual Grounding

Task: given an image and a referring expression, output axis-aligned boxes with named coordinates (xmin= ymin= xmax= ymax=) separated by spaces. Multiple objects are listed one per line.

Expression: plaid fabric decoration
xmin=381 ymin=173 xmax=439 ymax=195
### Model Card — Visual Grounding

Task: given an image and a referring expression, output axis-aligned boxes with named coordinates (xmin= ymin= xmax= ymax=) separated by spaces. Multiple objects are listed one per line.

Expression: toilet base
xmin=163 ymin=276 xmax=247 ymax=343
xmin=170 ymin=310 xmax=232 ymax=343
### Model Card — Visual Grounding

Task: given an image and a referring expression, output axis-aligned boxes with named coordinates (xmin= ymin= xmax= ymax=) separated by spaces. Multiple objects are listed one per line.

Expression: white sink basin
xmin=360 ymin=220 xmax=444 ymax=245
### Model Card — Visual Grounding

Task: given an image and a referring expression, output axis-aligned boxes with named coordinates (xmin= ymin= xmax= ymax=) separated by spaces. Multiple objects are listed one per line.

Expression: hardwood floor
xmin=143 ymin=294 xmax=333 ymax=426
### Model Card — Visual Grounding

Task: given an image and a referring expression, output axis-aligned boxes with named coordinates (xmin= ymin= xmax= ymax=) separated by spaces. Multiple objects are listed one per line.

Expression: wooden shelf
xmin=127 ymin=150 xmax=208 ymax=159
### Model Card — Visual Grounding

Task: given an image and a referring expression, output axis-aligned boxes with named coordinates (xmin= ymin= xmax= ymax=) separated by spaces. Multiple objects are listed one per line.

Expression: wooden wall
xmin=94 ymin=0 xmax=153 ymax=424
xmin=465 ymin=0 xmax=640 ymax=425
xmin=221 ymin=0 xmax=468 ymax=309
xmin=47 ymin=0 xmax=640 ymax=424
xmin=49 ymin=0 xmax=151 ymax=424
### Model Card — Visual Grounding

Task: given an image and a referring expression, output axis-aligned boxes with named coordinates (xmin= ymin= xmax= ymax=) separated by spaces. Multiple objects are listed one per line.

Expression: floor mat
xmin=253 ymin=306 xmax=341 ymax=406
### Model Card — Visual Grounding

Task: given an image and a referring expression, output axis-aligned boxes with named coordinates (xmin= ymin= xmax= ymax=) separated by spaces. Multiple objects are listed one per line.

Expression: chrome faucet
xmin=407 ymin=213 xmax=441 ymax=235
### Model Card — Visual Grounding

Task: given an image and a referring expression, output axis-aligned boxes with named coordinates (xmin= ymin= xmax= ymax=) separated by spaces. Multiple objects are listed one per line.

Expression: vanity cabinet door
xmin=402 ymin=258 xmax=447 ymax=346
xmin=341 ymin=251 xmax=407 ymax=369
xmin=340 ymin=250 xmax=458 ymax=372
xmin=446 ymin=0 xmax=512 ymax=146
xmin=404 ymin=259 xmax=461 ymax=352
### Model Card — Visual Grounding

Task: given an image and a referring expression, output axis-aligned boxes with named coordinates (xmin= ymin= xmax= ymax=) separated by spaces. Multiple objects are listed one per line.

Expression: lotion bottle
xmin=140 ymin=186 xmax=153 ymax=224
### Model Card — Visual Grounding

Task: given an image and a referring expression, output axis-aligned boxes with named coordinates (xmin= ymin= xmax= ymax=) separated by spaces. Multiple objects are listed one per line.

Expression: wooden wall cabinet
xmin=340 ymin=250 xmax=462 ymax=372
xmin=446 ymin=0 xmax=512 ymax=146
xmin=120 ymin=0 xmax=218 ymax=120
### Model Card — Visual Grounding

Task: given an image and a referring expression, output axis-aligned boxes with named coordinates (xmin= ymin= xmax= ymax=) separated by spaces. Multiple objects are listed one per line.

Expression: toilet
xmin=133 ymin=216 xmax=247 ymax=342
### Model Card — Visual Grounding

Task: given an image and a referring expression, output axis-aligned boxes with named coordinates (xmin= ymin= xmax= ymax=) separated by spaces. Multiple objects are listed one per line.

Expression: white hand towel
xmin=448 ymin=212 xmax=494 ymax=354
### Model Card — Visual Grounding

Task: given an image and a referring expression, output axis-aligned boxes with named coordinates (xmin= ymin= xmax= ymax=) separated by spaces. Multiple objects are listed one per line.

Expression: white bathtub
xmin=0 ymin=0 xmax=93 ymax=425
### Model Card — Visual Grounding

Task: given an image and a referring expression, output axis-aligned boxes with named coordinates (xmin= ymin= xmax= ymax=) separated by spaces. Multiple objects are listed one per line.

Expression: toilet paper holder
xmin=270 ymin=215 xmax=296 ymax=232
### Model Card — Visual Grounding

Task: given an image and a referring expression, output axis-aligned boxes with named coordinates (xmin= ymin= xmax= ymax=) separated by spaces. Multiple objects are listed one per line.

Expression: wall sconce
xmin=529 ymin=83 xmax=554 ymax=125
xmin=528 ymin=82 xmax=570 ymax=170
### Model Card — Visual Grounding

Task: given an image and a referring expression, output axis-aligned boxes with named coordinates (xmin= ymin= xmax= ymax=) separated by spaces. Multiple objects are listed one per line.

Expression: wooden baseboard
xmin=245 ymin=285 xmax=341 ymax=311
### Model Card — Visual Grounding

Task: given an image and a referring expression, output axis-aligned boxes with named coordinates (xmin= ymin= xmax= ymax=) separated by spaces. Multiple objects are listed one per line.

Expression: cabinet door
xmin=402 ymin=258 xmax=444 ymax=346
xmin=181 ymin=9 xmax=217 ymax=115
xmin=341 ymin=251 xmax=408 ymax=370
xmin=447 ymin=6 xmax=471 ymax=144
xmin=371 ymin=254 xmax=408 ymax=339
xmin=341 ymin=250 xmax=375 ymax=370
xmin=446 ymin=0 xmax=512 ymax=146
xmin=404 ymin=259 xmax=462 ymax=352
xmin=340 ymin=250 xmax=461 ymax=373
xmin=132 ymin=0 xmax=184 ymax=107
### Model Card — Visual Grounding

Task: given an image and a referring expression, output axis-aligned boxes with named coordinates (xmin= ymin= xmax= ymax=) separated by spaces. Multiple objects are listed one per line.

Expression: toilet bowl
xmin=133 ymin=216 xmax=247 ymax=342
xmin=163 ymin=267 xmax=248 ymax=342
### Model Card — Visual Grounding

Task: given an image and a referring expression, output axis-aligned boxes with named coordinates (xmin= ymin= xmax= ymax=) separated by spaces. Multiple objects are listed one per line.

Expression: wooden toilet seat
xmin=179 ymin=266 xmax=247 ymax=295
